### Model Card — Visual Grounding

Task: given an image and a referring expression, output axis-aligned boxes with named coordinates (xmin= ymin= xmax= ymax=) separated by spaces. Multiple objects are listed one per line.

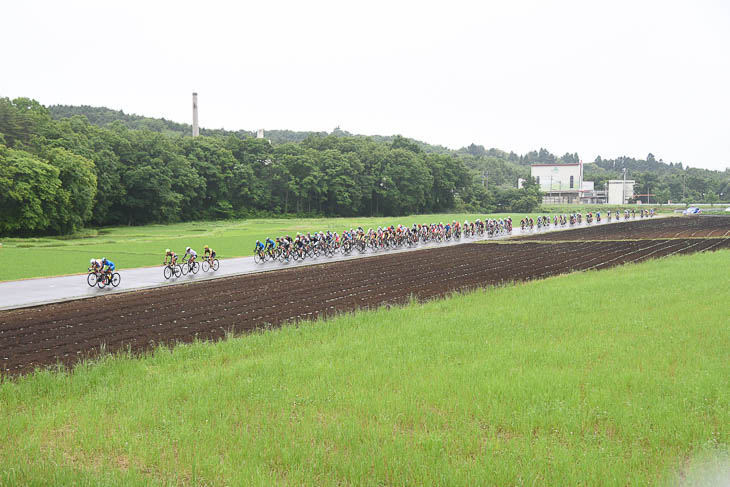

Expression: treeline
xmin=465 ymin=142 xmax=730 ymax=204
xmin=1 ymin=97 xmax=541 ymax=236
xmin=586 ymin=153 xmax=729 ymax=204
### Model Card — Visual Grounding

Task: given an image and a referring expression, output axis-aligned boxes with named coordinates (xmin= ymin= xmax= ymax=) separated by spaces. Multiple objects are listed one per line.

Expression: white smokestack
xmin=192 ymin=92 xmax=199 ymax=137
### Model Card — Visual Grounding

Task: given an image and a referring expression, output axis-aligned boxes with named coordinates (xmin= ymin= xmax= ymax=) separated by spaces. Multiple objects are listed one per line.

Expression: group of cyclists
xmin=518 ymin=208 xmax=656 ymax=230
xmin=163 ymin=245 xmax=217 ymax=268
xmin=89 ymin=207 xmax=659 ymax=281
xmin=88 ymin=246 xmax=220 ymax=287
xmin=162 ymin=245 xmax=219 ymax=277
xmin=89 ymin=257 xmax=115 ymax=277
xmin=253 ymin=218 xmax=515 ymax=263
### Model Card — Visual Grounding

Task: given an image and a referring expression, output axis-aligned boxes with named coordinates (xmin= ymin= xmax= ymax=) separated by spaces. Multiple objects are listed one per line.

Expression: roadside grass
xmin=1 ymin=213 xmax=524 ymax=281
xmin=0 ymin=250 xmax=728 ymax=485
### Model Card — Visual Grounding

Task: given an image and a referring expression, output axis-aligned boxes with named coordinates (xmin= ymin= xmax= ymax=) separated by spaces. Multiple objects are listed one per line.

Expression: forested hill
xmin=2 ymin=97 xmax=727 ymax=237
xmin=48 ymin=105 xmax=454 ymax=152
xmin=2 ymin=97 xmax=541 ymax=237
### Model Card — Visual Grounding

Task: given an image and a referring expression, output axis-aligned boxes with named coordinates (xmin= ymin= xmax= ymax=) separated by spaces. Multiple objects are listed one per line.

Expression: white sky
xmin=2 ymin=0 xmax=729 ymax=170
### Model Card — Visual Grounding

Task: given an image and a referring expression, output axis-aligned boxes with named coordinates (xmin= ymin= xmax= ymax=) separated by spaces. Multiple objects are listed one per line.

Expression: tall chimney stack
xmin=192 ymin=92 xmax=199 ymax=137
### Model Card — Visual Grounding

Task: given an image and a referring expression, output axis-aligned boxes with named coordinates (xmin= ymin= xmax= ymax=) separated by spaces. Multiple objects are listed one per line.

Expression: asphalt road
xmin=0 ymin=217 xmax=636 ymax=310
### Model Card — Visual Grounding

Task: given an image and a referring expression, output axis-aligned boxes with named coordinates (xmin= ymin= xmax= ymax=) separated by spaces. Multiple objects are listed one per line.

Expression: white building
xmin=531 ymin=162 xmax=582 ymax=192
xmin=530 ymin=162 xmax=606 ymax=204
xmin=531 ymin=162 xmax=583 ymax=203
xmin=607 ymin=180 xmax=635 ymax=205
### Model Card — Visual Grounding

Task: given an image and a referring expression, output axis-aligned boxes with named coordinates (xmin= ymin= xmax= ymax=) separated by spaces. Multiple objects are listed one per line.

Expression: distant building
xmin=256 ymin=129 xmax=265 ymax=139
xmin=607 ymin=180 xmax=635 ymax=205
xmin=530 ymin=162 xmax=606 ymax=204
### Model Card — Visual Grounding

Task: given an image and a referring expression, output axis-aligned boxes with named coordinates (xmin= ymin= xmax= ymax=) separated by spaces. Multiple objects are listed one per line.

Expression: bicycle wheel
xmin=87 ymin=273 xmax=98 ymax=287
xmin=97 ymin=275 xmax=107 ymax=289
xmin=164 ymin=266 xmax=172 ymax=279
xmin=202 ymin=260 xmax=210 ymax=272
xmin=254 ymin=253 xmax=264 ymax=264
xmin=180 ymin=262 xmax=189 ymax=275
xmin=191 ymin=262 xmax=200 ymax=274
xmin=212 ymin=259 xmax=219 ymax=271
xmin=111 ymin=273 xmax=121 ymax=287
xmin=174 ymin=265 xmax=182 ymax=277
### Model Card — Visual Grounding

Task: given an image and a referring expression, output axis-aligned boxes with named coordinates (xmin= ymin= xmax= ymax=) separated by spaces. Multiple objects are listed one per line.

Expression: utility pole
xmin=622 ymin=167 xmax=627 ymax=205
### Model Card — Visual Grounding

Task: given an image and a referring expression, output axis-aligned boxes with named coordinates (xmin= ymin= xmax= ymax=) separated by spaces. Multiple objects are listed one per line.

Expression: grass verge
xmin=0 ymin=250 xmax=728 ymax=485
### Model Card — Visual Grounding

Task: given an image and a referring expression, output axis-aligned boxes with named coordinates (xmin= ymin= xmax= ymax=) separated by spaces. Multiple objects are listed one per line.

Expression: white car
xmin=683 ymin=207 xmax=701 ymax=215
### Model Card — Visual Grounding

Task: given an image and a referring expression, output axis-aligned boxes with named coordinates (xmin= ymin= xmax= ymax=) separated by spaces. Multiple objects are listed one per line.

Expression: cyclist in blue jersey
xmin=101 ymin=258 xmax=115 ymax=272
xmin=265 ymin=237 xmax=276 ymax=250
xmin=100 ymin=258 xmax=115 ymax=281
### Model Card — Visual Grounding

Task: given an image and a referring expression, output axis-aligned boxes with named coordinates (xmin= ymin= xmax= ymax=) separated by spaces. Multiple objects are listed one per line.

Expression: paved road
xmin=0 ymin=217 xmax=640 ymax=310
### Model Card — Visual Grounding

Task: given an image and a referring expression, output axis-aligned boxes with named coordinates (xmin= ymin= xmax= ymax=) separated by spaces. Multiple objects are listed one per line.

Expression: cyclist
xmin=294 ymin=235 xmax=305 ymax=257
xmin=281 ymin=235 xmax=292 ymax=259
xmin=163 ymin=249 xmax=177 ymax=266
xmin=90 ymin=258 xmax=103 ymax=274
xmin=101 ymin=258 xmax=115 ymax=279
xmin=265 ymin=237 xmax=276 ymax=255
xmin=184 ymin=246 xmax=198 ymax=265
xmin=254 ymin=240 xmax=265 ymax=256
xmin=204 ymin=245 xmax=216 ymax=263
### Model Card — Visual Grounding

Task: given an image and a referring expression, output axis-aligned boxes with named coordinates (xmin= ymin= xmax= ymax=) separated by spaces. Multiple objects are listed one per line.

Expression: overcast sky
xmin=2 ymin=0 xmax=728 ymax=170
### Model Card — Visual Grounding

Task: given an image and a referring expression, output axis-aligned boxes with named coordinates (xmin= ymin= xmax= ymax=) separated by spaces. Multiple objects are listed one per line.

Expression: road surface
xmin=0 ymin=217 xmax=643 ymax=310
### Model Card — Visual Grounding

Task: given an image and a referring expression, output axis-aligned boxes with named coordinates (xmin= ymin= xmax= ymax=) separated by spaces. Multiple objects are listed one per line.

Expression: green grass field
xmin=1 ymin=212 xmax=527 ymax=281
xmin=1 ymin=250 xmax=727 ymax=485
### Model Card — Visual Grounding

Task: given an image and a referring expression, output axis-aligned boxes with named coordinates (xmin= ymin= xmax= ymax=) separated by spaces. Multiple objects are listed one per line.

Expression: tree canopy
xmin=2 ymin=98 xmax=727 ymax=236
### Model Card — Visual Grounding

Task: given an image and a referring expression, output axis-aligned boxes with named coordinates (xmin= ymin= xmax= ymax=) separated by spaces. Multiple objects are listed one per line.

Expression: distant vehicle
xmin=683 ymin=207 xmax=701 ymax=215
xmin=725 ymin=207 xmax=730 ymax=212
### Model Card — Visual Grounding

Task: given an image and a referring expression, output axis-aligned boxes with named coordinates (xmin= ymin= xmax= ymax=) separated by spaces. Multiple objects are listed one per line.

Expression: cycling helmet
xmin=90 ymin=258 xmax=95 ymax=264
xmin=204 ymin=245 xmax=209 ymax=250
xmin=165 ymin=248 xmax=170 ymax=254
xmin=186 ymin=247 xmax=191 ymax=252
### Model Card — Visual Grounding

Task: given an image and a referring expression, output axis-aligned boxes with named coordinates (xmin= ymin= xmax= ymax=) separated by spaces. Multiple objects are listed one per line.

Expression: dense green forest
xmin=2 ymin=98 xmax=727 ymax=236
xmin=1 ymin=98 xmax=541 ymax=236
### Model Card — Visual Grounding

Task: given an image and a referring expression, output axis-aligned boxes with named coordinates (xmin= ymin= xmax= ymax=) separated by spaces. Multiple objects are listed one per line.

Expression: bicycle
xmin=163 ymin=262 xmax=182 ymax=279
xmin=97 ymin=270 xmax=121 ymax=288
xmin=253 ymin=249 xmax=267 ymax=264
xmin=278 ymin=246 xmax=292 ymax=263
xmin=87 ymin=267 xmax=102 ymax=287
xmin=202 ymin=257 xmax=220 ymax=272
xmin=180 ymin=257 xmax=200 ymax=275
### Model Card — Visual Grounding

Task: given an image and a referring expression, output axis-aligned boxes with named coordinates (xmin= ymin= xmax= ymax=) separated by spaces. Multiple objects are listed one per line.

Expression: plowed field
xmin=2 ymin=233 xmax=729 ymax=375
xmin=517 ymin=215 xmax=730 ymax=241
